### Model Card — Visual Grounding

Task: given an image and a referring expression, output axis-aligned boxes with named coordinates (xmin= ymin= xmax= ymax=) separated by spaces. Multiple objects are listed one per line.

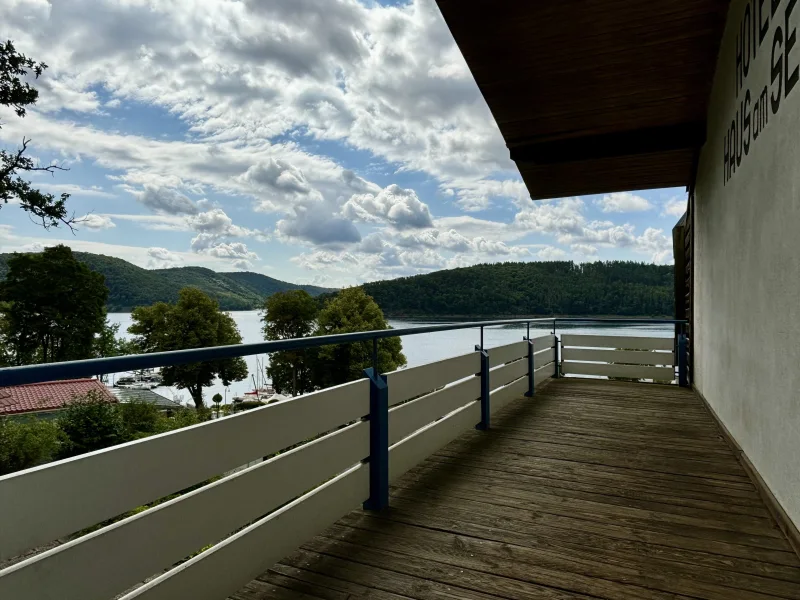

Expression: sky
xmin=0 ymin=0 xmax=688 ymax=288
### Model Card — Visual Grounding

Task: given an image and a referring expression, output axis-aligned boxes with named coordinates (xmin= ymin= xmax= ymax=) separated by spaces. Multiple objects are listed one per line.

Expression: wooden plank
xmin=534 ymin=347 xmax=556 ymax=366
xmin=490 ymin=358 xmax=528 ymax=389
xmin=562 ymin=347 xmax=674 ymax=366
xmin=561 ymin=334 xmax=673 ymax=351
xmin=0 ymin=378 xmax=369 ymax=561
xmin=487 ymin=341 xmax=528 ymax=368
xmin=490 ymin=376 xmax=528 ymax=414
xmin=563 ymin=362 xmax=675 ymax=380
xmin=119 ymin=464 xmax=369 ymax=600
xmin=389 ymin=377 xmax=480 ymax=445
xmin=387 ymin=353 xmax=479 ymax=406
xmin=532 ymin=334 xmax=556 ymax=353
xmin=0 ymin=421 xmax=369 ymax=600
xmin=534 ymin=362 xmax=555 ymax=386
xmin=389 ymin=401 xmax=480 ymax=483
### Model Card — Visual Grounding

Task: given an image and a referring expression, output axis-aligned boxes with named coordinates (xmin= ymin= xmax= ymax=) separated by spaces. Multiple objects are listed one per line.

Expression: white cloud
xmin=36 ymin=183 xmax=116 ymax=198
xmin=343 ymin=184 xmax=433 ymax=230
xmin=231 ymin=259 xmax=253 ymax=271
xmin=204 ymin=242 xmax=259 ymax=260
xmin=662 ymin=196 xmax=687 ymax=217
xmin=276 ymin=208 xmax=361 ymax=246
xmin=79 ymin=214 xmax=116 ymax=230
xmin=137 ymin=186 xmax=198 ymax=215
xmin=570 ymin=243 xmax=597 ymax=256
xmin=537 ymin=246 xmax=567 ymax=260
xmin=594 ymin=192 xmax=653 ymax=213
xmin=146 ymin=247 xmax=183 ymax=268
xmin=104 ymin=213 xmax=190 ymax=231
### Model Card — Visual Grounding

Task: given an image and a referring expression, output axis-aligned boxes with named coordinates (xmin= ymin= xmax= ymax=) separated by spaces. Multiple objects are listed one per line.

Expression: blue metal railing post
xmin=524 ymin=336 xmax=534 ymax=397
xmin=553 ymin=335 xmax=560 ymax=378
xmin=362 ymin=367 xmax=389 ymax=511
xmin=475 ymin=344 xmax=490 ymax=430
xmin=678 ymin=334 xmax=689 ymax=387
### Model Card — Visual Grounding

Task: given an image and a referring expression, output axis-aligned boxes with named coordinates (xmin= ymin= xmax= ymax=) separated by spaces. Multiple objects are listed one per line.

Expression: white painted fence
xmin=0 ymin=335 xmax=557 ymax=600
xmin=561 ymin=334 xmax=675 ymax=382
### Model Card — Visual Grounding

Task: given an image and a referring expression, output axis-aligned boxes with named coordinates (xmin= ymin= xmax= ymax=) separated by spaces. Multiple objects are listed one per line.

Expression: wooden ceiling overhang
xmin=435 ymin=0 xmax=731 ymax=199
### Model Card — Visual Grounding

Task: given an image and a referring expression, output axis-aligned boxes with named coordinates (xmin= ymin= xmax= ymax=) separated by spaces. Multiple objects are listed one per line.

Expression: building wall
xmin=695 ymin=0 xmax=800 ymax=526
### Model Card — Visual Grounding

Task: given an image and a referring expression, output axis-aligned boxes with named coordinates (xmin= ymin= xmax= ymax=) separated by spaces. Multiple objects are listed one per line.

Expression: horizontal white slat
xmin=120 ymin=464 xmax=369 ymax=600
xmin=563 ymin=362 xmax=675 ymax=380
xmin=561 ymin=334 xmax=673 ymax=351
xmin=0 ymin=421 xmax=369 ymax=600
xmin=533 ymin=347 xmax=555 ymax=367
xmin=562 ymin=347 xmax=674 ymax=366
xmin=387 ymin=352 xmax=479 ymax=406
xmin=0 ymin=378 xmax=369 ymax=561
xmin=490 ymin=375 xmax=528 ymax=414
xmin=487 ymin=341 xmax=528 ymax=368
xmin=490 ymin=358 xmax=528 ymax=390
xmin=532 ymin=334 xmax=556 ymax=353
xmin=534 ymin=362 xmax=555 ymax=386
xmin=389 ymin=401 xmax=480 ymax=482
xmin=389 ymin=377 xmax=480 ymax=445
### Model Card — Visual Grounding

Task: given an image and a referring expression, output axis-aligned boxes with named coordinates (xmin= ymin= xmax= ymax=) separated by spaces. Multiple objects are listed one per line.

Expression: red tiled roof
xmin=0 ymin=379 xmax=117 ymax=416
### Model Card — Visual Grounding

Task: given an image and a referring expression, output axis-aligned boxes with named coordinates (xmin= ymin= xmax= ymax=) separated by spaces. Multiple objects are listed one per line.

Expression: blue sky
xmin=0 ymin=0 xmax=687 ymax=287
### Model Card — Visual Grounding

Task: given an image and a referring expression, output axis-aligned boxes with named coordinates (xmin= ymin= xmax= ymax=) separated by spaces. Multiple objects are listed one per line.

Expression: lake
xmin=107 ymin=312 xmax=674 ymax=405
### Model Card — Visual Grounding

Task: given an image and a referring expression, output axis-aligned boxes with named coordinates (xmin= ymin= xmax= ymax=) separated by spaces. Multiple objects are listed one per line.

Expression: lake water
xmin=107 ymin=312 xmax=674 ymax=405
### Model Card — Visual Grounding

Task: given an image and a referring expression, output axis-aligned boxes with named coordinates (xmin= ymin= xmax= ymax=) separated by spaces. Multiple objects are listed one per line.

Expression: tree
xmin=312 ymin=287 xmax=405 ymax=388
xmin=128 ymin=288 xmax=248 ymax=408
xmin=1 ymin=40 xmax=76 ymax=230
xmin=211 ymin=393 xmax=223 ymax=417
xmin=57 ymin=392 xmax=125 ymax=458
xmin=0 ymin=245 xmax=109 ymax=364
xmin=261 ymin=290 xmax=318 ymax=396
xmin=0 ymin=416 xmax=64 ymax=475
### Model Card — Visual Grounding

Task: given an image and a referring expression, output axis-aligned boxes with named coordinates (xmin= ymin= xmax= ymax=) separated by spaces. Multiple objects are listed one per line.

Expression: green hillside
xmin=221 ymin=271 xmax=331 ymax=298
xmin=360 ymin=261 xmax=674 ymax=317
xmin=0 ymin=252 xmax=334 ymax=311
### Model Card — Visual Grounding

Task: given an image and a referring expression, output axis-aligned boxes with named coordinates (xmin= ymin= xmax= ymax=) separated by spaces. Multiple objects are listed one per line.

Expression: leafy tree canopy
xmin=262 ymin=290 xmax=318 ymax=396
xmin=0 ymin=245 xmax=108 ymax=364
xmin=128 ymin=288 xmax=248 ymax=408
xmin=1 ymin=40 xmax=75 ymax=229
xmin=312 ymin=287 xmax=406 ymax=389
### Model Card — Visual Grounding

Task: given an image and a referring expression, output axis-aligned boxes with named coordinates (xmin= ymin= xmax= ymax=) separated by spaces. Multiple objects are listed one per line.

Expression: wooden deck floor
xmin=232 ymin=378 xmax=800 ymax=600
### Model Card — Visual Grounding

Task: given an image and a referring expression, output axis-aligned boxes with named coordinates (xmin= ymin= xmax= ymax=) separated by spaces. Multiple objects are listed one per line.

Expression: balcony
xmin=1 ymin=320 xmax=798 ymax=600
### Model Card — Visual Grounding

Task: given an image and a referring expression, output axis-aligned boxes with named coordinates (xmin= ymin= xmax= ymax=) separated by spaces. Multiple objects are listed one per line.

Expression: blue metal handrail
xmin=0 ymin=317 xmax=687 ymax=387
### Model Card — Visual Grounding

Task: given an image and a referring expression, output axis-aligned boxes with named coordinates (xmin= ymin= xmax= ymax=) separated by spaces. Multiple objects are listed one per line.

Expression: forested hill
xmin=360 ymin=261 xmax=674 ymax=317
xmin=0 ymin=252 xmax=333 ymax=311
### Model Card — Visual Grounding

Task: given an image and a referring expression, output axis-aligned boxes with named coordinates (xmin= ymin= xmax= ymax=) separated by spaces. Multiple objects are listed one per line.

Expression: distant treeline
xmin=0 ymin=251 xmax=333 ymax=311
xmin=359 ymin=261 xmax=674 ymax=317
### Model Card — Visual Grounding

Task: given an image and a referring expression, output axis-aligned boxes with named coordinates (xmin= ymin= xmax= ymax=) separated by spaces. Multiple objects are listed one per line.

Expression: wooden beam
xmin=509 ymin=122 xmax=706 ymax=165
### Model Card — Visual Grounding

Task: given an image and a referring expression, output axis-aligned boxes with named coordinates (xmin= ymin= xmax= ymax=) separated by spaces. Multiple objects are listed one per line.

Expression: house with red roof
xmin=0 ymin=379 xmax=116 ymax=417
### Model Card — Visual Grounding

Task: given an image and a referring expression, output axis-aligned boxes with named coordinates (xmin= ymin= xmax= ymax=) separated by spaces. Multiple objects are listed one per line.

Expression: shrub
xmin=57 ymin=391 xmax=124 ymax=458
xmin=118 ymin=400 xmax=165 ymax=439
xmin=0 ymin=417 xmax=64 ymax=475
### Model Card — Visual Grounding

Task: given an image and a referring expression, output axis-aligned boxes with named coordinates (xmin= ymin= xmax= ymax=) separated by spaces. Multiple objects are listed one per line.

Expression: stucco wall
xmin=695 ymin=0 xmax=800 ymax=525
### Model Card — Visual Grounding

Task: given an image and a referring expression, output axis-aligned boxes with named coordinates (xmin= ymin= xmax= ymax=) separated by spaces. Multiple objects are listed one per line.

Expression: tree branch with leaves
xmin=0 ymin=40 xmax=77 ymax=230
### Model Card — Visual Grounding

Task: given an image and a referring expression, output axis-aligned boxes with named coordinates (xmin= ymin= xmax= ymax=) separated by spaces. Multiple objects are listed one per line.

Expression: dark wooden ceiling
xmin=435 ymin=0 xmax=731 ymax=199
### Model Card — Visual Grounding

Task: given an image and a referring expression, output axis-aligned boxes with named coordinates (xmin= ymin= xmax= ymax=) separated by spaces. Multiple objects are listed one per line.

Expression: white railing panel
xmin=490 ymin=358 xmax=528 ymax=390
xmin=534 ymin=347 xmax=555 ymax=366
xmin=561 ymin=334 xmax=673 ymax=351
xmin=534 ymin=361 xmax=555 ymax=386
xmin=490 ymin=375 xmax=528 ymax=414
xmin=562 ymin=347 xmax=674 ymax=366
xmin=0 ymin=378 xmax=369 ymax=561
xmin=119 ymin=464 xmax=369 ymax=600
xmin=563 ymin=362 xmax=675 ymax=380
xmin=389 ymin=377 xmax=480 ymax=445
xmin=386 ymin=352 xmax=479 ymax=407
xmin=0 ymin=420 xmax=368 ymax=600
xmin=389 ymin=401 xmax=480 ymax=482
xmin=487 ymin=341 xmax=528 ymax=368
xmin=532 ymin=334 xmax=556 ymax=353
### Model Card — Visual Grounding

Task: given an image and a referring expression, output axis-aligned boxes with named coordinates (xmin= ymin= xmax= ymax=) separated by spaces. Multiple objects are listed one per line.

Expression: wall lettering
xmin=725 ymin=0 xmax=799 ymax=184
